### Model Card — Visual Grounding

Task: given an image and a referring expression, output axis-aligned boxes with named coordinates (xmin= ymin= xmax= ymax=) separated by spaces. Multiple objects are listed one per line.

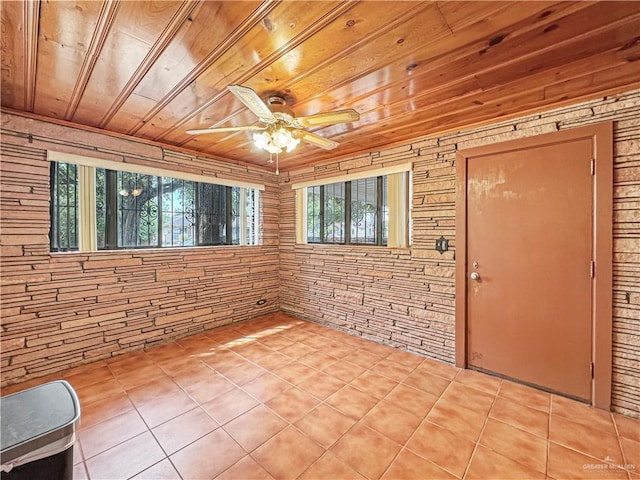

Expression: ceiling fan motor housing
xmin=267 ymin=96 xmax=294 ymax=124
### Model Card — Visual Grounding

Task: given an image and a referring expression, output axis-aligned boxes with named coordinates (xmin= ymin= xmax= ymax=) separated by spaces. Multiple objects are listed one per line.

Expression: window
xmin=295 ymin=166 xmax=410 ymax=248
xmin=50 ymin=162 xmax=79 ymax=252
xmin=50 ymin=161 xmax=261 ymax=252
xmin=305 ymin=178 xmax=387 ymax=245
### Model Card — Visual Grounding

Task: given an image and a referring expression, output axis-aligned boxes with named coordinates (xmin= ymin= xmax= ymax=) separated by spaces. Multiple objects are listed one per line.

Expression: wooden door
xmin=464 ymin=136 xmax=594 ymax=401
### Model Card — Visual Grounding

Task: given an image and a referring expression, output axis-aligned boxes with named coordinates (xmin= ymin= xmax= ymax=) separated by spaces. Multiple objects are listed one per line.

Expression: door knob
xmin=470 ymin=271 xmax=480 ymax=281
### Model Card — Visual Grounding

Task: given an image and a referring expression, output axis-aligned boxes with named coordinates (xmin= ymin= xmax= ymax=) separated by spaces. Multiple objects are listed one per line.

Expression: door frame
xmin=455 ymin=122 xmax=613 ymax=409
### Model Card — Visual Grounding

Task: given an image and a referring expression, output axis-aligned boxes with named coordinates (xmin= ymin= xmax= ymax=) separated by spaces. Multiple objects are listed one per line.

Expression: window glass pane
xmin=351 ymin=177 xmax=378 ymax=244
xmin=52 ymin=163 xmax=260 ymax=251
xmin=117 ymin=172 xmax=159 ymax=248
xmin=382 ymin=175 xmax=388 ymax=245
xmin=196 ymin=183 xmax=227 ymax=245
xmin=244 ymin=188 xmax=259 ymax=246
xmin=161 ymin=177 xmax=195 ymax=247
xmin=50 ymin=162 xmax=79 ymax=251
xmin=324 ymin=182 xmax=345 ymax=243
xmin=95 ymin=168 xmax=106 ymax=249
xmin=248 ymin=189 xmax=255 ymax=245
xmin=231 ymin=187 xmax=240 ymax=245
xmin=307 ymin=185 xmax=321 ymax=243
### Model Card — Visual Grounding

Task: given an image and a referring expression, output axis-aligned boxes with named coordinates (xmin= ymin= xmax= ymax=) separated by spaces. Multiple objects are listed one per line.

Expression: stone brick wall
xmin=0 ymin=113 xmax=280 ymax=386
xmin=278 ymin=90 xmax=640 ymax=417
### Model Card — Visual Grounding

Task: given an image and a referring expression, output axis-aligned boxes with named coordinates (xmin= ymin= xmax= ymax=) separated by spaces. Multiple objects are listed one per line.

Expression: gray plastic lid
xmin=1 ymin=380 xmax=81 ymax=464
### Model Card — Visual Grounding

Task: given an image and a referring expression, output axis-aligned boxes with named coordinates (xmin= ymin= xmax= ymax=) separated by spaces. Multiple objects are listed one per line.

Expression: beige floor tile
xmin=326 ymin=384 xmax=380 ymax=419
xmin=169 ymin=361 xmax=218 ymax=389
xmin=242 ymin=372 xmax=291 ymax=402
xmin=466 ymin=445 xmax=546 ymax=479
xmin=295 ymin=403 xmax=357 ymax=449
xmin=252 ymin=426 xmax=325 ymax=480
xmin=614 ymin=413 xmax=640 ymax=443
xmin=547 ymin=441 xmax=628 ymax=480
xmin=479 ymin=418 xmax=547 ymax=474
xmin=490 ymin=395 xmax=549 ymax=439
xmin=323 ymin=360 xmax=367 ymax=383
xmin=77 ymin=391 xmax=134 ymax=430
xmin=73 ymin=462 xmax=89 ymax=480
xmin=299 ymin=451 xmax=367 ymax=480
xmin=266 ymin=386 xmax=320 ymax=422
xmin=86 ymin=432 xmax=165 ymax=480
xmin=135 ymin=389 xmax=198 ymax=428
xmin=253 ymin=350 xmax=293 ymax=371
xmin=152 ymin=407 xmax=219 ymax=454
xmin=183 ymin=372 xmax=236 ymax=404
xmin=80 ymin=409 xmax=148 ymax=459
xmin=131 ymin=458 xmax=181 ymax=479
xmin=549 ymin=414 xmax=624 ymax=464
xmin=381 ymin=448 xmax=457 ymax=480
xmin=201 ymin=386 xmax=260 ymax=425
xmin=551 ymin=394 xmax=616 ymax=436
xmin=274 ymin=361 xmax=318 ymax=384
xmin=498 ymin=380 xmax=551 ymax=413
xmin=417 ymin=358 xmax=460 ymax=380
xmin=363 ymin=400 xmax=422 ymax=445
xmin=620 ymin=437 xmax=640 ymax=472
xmin=221 ymin=361 xmax=268 ymax=385
xmin=331 ymin=423 xmax=402 ymax=480
xmin=427 ymin=399 xmax=488 ymax=443
xmin=351 ymin=371 xmax=399 ymax=399
xmin=403 ymin=368 xmax=451 ymax=397
xmin=126 ymin=376 xmax=182 ymax=407
xmin=385 ymin=350 xmax=424 ymax=368
xmin=170 ymin=429 xmax=246 ymax=480
xmin=64 ymin=364 xmax=114 ymax=390
xmin=215 ymin=455 xmax=276 ymax=480
xmin=297 ymin=371 xmax=346 ymax=400
xmin=298 ymin=351 xmax=339 ymax=370
xmin=343 ymin=349 xmax=387 ymax=369
xmin=406 ymin=420 xmax=475 ymax=478
xmin=454 ymin=368 xmax=502 ymax=395
xmin=439 ymin=381 xmax=496 ymax=416
xmin=385 ymin=383 xmax=439 ymax=418
xmin=224 ymin=404 xmax=288 ymax=452
xmin=112 ymin=363 xmax=167 ymax=390
xmin=373 ymin=359 xmax=414 ymax=382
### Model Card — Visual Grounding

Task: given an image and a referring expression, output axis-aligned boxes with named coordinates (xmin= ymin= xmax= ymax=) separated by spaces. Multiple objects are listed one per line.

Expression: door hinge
xmin=590 ymin=158 xmax=595 ymax=175
xmin=590 ymin=261 xmax=595 ymax=278
xmin=590 ymin=362 xmax=594 ymax=379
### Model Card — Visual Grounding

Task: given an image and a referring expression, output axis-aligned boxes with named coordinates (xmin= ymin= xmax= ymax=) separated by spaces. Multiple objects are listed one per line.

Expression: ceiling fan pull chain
xmin=276 ymin=152 xmax=280 ymax=176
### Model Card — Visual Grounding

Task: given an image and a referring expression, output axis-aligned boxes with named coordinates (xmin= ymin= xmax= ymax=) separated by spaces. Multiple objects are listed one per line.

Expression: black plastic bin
xmin=1 ymin=380 xmax=81 ymax=480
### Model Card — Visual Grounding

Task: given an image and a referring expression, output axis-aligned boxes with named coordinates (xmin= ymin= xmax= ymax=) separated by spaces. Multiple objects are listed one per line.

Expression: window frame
xmin=293 ymin=164 xmax=412 ymax=249
xmin=307 ymin=177 xmax=387 ymax=246
xmin=48 ymin=151 xmax=264 ymax=253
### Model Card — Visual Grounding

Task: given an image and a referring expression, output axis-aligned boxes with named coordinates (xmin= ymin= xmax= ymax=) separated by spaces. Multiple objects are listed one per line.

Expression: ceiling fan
xmin=187 ymin=85 xmax=360 ymax=154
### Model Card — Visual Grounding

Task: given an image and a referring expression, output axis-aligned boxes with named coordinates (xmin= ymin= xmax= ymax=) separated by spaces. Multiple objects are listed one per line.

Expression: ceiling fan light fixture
xmin=253 ymin=125 xmax=299 ymax=154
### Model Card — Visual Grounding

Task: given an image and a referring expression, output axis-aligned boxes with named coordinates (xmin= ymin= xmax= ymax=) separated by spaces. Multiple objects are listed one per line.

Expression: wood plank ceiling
xmin=2 ymin=1 xmax=639 ymax=172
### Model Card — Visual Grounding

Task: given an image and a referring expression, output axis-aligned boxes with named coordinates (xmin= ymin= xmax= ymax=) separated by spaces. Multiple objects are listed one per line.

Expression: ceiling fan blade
xmin=294 ymin=109 xmax=360 ymax=128
xmin=297 ymin=130 xmax=339 ymax=150
xmin=228 ymin=85 xmax=275 ymax=122
xmin=187 ymin=125 xmax=265 ymax=135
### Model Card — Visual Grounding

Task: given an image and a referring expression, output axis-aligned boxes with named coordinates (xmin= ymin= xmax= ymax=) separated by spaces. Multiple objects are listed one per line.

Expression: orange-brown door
xmin=466 ymin=138 xmax=593 ymax=401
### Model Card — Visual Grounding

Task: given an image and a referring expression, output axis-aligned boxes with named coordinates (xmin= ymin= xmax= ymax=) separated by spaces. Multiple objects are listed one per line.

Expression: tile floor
xmin=3 ymin=313 xmax=639 ymax=480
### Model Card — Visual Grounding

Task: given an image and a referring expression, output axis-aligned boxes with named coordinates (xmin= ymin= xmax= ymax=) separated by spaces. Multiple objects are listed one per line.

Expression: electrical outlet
xmin=256 ymin=299 xmax=267 ymax=305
